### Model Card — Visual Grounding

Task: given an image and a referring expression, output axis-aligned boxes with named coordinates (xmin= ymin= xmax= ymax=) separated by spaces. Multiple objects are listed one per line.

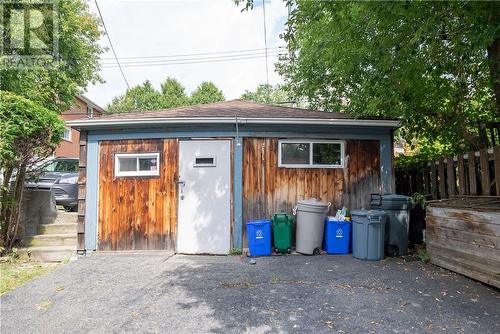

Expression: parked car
xmin=26 ymin=157 xmax=79 ymax=211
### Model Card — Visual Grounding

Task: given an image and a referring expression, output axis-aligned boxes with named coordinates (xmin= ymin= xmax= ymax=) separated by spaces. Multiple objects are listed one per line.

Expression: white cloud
xmin=85 ymin=0 xmax=288 ymax=108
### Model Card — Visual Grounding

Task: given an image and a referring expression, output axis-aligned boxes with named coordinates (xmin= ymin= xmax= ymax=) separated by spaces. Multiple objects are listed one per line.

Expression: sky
xmin=85 ymin=0 xmax=288 ymax=109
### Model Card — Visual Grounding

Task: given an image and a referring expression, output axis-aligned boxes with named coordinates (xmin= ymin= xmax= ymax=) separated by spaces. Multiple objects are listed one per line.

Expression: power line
xmin=101 ymin=49 xmax=281 ymax=65
xmin=100 ymin=46 xmax=284 ymax=61
xmin=95 ymin=0 xmax=130 ymax=90
xmin=101 ymin=50 xmax=282 ymax=66
xmin=101 ymin=52 xmax=282 ymax=69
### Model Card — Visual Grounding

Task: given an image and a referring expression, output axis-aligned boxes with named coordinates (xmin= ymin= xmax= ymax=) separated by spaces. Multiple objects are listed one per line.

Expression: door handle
xmin=176 ymin=179 xmax=186 ymax=200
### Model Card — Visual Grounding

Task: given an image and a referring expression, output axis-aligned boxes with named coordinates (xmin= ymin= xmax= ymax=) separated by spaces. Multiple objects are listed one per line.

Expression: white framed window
xmin=278 ymin=139 xmax=345 ymax=168
xmin=62 ymin=127 xmax=72 ymax=142
xmin=87 ymin=106 xmax=94 ymax=118
xmin=114 ymin=153 xmax=160 ymax=177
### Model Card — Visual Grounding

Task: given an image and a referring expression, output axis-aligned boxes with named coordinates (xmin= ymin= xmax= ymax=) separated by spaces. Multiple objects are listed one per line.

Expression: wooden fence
xmin=396 ymin=146 xmax=500 ymax=199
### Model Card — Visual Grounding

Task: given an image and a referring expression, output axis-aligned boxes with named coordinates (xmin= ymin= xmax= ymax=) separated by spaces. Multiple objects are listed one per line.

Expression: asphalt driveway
xmin=1 ymin=253 xmax=499 ymax=333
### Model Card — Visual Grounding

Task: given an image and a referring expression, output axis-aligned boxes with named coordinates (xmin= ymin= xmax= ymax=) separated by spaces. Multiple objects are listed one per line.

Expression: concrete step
xmin=20 ymin=245 xmax=76 ymax=262
xmin=54 ymin=212 xmax=78 ymax=225
xmin=24 ymin=233 xmax=77 ymax=247
xmin=38 ymin=223 xmax=77 ymax=235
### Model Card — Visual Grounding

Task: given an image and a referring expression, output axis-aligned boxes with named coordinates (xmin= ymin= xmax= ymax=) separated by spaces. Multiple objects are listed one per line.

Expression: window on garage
xmin=114 ymin=153 xmax=160 ymax=177
xmin=278 ymin=140 xmax=344 ymax=168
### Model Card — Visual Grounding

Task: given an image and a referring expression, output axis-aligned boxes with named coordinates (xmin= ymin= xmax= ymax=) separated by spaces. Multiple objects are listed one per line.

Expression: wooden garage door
xmin=98 ymin=139 xmax=178 ymax=250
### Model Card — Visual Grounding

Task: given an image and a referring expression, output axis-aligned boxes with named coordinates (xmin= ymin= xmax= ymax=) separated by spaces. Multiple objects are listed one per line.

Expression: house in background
xmin=55 ymin=95 xmax=104 ymax=158
xmin=68 ymin=100 xmax=400 ymax=254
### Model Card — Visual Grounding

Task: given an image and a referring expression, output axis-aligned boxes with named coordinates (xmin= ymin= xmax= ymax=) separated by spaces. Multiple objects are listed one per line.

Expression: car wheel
xmin=64 ymin=206 xmax=77 ymax=212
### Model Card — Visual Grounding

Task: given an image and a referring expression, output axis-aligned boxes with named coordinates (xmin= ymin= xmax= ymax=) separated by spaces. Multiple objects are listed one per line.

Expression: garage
xmin=68 ymin=99 xmax=400 ymax=253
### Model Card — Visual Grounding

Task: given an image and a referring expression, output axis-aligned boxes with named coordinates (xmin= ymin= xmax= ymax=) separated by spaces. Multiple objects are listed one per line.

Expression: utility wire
xmin=101 ymin=52 xmax=282 ymax=69
xmin=100 ymin=49 xmax=281 ymax=66
xmin=95 ymin=0 xmax=130 ymax=90
xmin=262 ymin=0 xmax=270 ymax=87
xmin=101 ymin=50 xmax=282 ymax=67
xmin=100 ymin=46 xmax=284 ymax=61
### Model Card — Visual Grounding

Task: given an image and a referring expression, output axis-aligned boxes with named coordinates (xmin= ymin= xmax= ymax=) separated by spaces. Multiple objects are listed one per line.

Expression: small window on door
xmin=115 ymin=153 xmax=160 ymax=177
xmin=194 ymin=156 xmax=216 ymax=167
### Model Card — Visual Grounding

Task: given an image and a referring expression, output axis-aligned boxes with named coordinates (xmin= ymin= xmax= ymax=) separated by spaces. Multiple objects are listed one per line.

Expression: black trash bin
xmin=370 ymin=194 xmax=411 ymax=256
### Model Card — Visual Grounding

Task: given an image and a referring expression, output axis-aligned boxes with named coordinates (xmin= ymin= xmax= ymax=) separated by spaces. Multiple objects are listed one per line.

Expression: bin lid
xmin=325 ymin=217 xmax=351 ymax=224
xmin=297 ymin=198 xmax=330 ymax=213
xmin=351 ymin=209 xmax=386 ymax=219
xmin=297 ymin=198 xmax=330 ymax=208
xmin=247 ymin=219 xmax=271 ymax=225
xmin=370 ymin=194 xmax=411 ymax=210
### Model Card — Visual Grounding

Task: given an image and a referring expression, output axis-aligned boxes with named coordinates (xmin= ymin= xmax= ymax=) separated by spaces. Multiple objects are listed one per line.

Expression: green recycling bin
xmin=272 ymin=213 xmax=293 ymax=254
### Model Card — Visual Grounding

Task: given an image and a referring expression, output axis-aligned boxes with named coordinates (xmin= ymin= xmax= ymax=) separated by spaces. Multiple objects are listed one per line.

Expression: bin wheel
xmin=274 ymin=248 xmax=279 ymax=254
xmin=313 ymin=247 xmax=321 ymax=256
xmin=287 ymin=248 xmax=291 ymax=254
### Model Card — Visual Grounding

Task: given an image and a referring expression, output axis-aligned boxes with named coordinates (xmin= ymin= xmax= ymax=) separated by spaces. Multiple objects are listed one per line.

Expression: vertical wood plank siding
xmin=243 ymin=138 xmax=380 ymax=243
xmin=98 ymin=139 xmax=178 ymax=250
xmin=77 ymin=131 xmax=87 ymax=252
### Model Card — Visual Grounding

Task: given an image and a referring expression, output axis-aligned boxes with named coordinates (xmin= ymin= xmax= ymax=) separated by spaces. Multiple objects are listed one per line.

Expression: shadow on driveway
xmin=1 ymin=253 xmax=499 ymax=333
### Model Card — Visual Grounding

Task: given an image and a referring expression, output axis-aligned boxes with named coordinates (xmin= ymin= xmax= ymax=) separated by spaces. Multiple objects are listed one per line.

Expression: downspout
xmin=233 ymin=115 xmax=243 ymax=249
xmin=235 ymin=115 xmax=241 ymax=147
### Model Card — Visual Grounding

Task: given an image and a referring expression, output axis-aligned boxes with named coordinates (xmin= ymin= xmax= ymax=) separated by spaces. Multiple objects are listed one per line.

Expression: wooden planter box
xmin=426 ymin=196 xmax=500 ymax=288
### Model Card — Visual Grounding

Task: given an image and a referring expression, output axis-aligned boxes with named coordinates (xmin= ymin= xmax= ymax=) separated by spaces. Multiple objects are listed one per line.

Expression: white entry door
xmin=177 ymin=140 xmax=231 ymax=254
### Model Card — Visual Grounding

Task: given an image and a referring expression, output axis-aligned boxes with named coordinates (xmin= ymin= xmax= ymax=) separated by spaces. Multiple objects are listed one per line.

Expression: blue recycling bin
xmin=247 ymin=220 xmax=272 ymax=257
xmin=324 ymin=218 xmax=351 ymax=254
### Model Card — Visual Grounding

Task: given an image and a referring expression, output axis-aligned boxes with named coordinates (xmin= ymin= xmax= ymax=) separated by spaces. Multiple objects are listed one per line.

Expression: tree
xmin=106 ymin=78 xmax=225 ymax=113
xmin=0 ymin=91 xmax=65 ymax=251
xmin=160 ymin=77 xmax=190 ymax=108
xmin=0 ymin=0 xmax=103 ymax=112
xmin=190 ymin=81 xmax=225 ymax=105
xmin=238 ymin=1 xmax=499 ymax=154
xmin=240 ymin=84 xmax=290 ymax=105
xmin=106 ymin=81 xmax=164 ymax=113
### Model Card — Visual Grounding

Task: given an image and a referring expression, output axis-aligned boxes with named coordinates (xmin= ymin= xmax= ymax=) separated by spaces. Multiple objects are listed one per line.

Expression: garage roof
xmin=68 ymin=99 xmax=401 ymax=129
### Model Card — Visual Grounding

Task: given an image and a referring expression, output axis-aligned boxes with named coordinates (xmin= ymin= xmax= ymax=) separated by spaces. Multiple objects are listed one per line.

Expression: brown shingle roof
xmin=95 ymin=99 xmax=361 ymax=120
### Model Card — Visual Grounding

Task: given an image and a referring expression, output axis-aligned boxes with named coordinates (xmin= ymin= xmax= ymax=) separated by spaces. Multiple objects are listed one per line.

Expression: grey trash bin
xmin=370 ymin=194 xmax=411 ymax=256
xmin=294 ymin=198 xmax=331 ymax=255
xmin=351 ymin=210 xmax=386 ymax=261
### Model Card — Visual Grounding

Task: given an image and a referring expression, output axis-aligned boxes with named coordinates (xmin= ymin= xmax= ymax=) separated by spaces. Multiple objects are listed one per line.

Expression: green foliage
xmin=7 ymin=248 xmax=19 ymax=262
xmin=190 ymin=81 xmax=225 ymax=105
xmin=0 ymin=91 xmax=64 ymax=166
xmin=229 ymin=248 xmax=242 ymax=255
xmin=411 ymin=193 xmax=428 ymax=210
xmin=234 ymin=0 xmax=255 ymax=11
xmin=160 ymin=77 xmax=190 ymax=108
xmin=107 ymin=78 xmax=225 ymax=113
xmin=241 ymin=1 xmax=499 ymax=155
xmin=0 ymin=259 xmax=58 ymax=294
xmin=418 ymin=246 xmax=430 ymax=264
xmin=0 ymin=0 xmax=103 ymax=112
xmin=0 ymin=91 xmax=64 ymax=250
xmin=107 ymin=81 xmax=165 ymax=113
xmin=240 ymin=84 xmax=298 ymax=106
